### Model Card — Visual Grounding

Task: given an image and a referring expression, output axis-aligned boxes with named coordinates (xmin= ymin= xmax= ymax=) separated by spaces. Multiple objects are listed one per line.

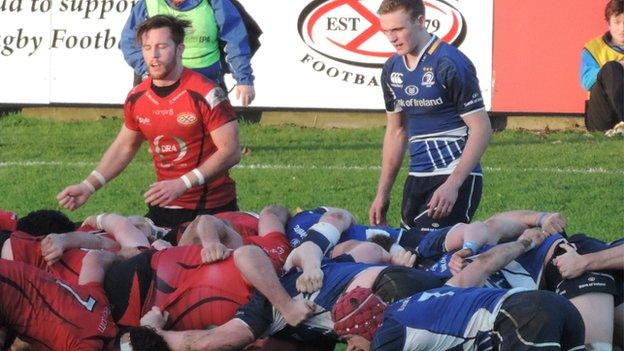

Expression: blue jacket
xmin=120 ymin=0 xmax=254 ymax=86
xmin=579 ymin=32 xmax=624 ymax=91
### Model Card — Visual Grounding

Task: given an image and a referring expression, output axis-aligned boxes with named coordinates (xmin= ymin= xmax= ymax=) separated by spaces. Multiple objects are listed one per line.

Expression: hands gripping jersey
xmin=382 ymin=36 xmax=485 ymax=176
xmin=124 ymin=68 xmax=237 ymax=210
xmin=285 ymin=207 xmax=403 ymax=249
xmin=0 ymin=259 xmax=117 ymax=351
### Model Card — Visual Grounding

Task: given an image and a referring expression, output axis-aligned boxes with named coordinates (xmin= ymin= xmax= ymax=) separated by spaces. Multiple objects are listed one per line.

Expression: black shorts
xmin=371 ymin=266 xmax=448 ymax=304
xmin=543 ymin=243 xmax=619 ymax=303
xmin=401 ymin=174 xmax=482 ymax=232
xmin=493 ymin=290 xmax=585 ymax=351
xmin=146 ymin=198 xmax=238 ymax=228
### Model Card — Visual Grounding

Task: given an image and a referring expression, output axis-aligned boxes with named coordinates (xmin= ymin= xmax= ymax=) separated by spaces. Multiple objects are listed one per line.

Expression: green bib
xmin=145 ymin=0 xmax=220 ymax=68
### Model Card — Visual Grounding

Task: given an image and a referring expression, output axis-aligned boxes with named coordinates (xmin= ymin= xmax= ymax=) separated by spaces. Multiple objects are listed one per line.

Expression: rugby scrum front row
xmin=0 ymin=205 xmax=621 ymax=351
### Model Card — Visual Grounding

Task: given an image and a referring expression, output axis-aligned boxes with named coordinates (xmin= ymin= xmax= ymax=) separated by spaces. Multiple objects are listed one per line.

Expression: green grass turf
xmin=0 ymin=114 xmax=622 ymax=351
xmin=0 ymin=114 xmax=622 ymax=241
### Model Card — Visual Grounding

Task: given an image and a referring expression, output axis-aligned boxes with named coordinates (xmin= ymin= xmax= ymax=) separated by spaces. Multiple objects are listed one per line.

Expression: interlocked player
xmin=369 ymin=0 xmax=492 ymax=232
xmin=58 ymin=15 xmax=242 ymax=228
xmin=0 ymin=252 xmax=118 ymax=351
xmin=331 ymin=231 xmax=585 ymax=351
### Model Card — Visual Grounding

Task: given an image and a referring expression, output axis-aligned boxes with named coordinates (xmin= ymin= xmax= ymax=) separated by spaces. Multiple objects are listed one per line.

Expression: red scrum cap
xmin=332 ymin=286 xmax=387 ymax=341
xmin=0 ymin=210 xmax=17 ymax=231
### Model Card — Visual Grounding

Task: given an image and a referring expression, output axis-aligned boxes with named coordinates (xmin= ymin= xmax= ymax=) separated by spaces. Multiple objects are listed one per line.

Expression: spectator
xmin=57 ymin=15 xmax=242 ymax=228
xmin=120 ymin=0 xmax=256 ymax=106
xmin=580 ymin=0 xmax=624 ymax=132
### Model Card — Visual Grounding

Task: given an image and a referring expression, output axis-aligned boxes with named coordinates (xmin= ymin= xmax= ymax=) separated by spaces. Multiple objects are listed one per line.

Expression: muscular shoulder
xmin=183 ymin=70 xmax=231 ymax=110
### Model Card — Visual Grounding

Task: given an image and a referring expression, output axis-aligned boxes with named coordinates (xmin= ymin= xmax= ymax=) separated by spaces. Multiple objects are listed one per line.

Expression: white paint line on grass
xmin=1 ymin=161 xmax=623 ymax=175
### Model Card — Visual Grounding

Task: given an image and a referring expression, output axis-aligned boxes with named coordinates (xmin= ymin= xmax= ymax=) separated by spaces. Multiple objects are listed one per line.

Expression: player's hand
xmin=281 ymin=299 xmax=316 ymax=327
xmin=144 ymin=179 xmax=188 ymax=207
xmin=540 ymin=212 xmax=566 ymax=235
xmin=56 ymin=183 xmax=92 ymax=211
xmin=200 ymin=242 xmax=231 ymax=263
xmin=553 ymin=243 xmax=587 ymax=279
xmin=151 ymin=239 xmax=172 ymax=251
xmin=518 ymin=228 xmax=547 ymax=250
xmin=236 ymin=84 xmax=255 ymax=107
xmin=449 ymin=248 xmax=472 ymax=275
xmin=369 ymin=195 xmax=389 ymax=226
xmin=41 ymin=233 xmax=66 ymax=265
xmin=427 ymin=181 xmax=459 ymax=220
xmin=140 ymin=306 xmax=170 ymax=331
xmin=296 ymin=267 xmax=324 ymax=293
xmin=390 ymin=249 xmax=417 ymax=267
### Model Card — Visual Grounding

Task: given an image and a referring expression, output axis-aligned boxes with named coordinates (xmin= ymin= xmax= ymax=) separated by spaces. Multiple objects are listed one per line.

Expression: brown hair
xmin=377 ymin=0 xmax=425 ymax=21
xmin=136 ymin=14 xmax=191 ymax=45
xmin=605 ymin=0 xmax=623 ymax=21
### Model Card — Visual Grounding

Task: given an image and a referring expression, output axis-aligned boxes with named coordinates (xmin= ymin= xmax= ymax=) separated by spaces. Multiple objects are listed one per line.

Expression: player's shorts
xmin=371 ymin=266 xmax=449 ymax=304
xmin=493 ymin=290 xmax=584 ymax=351
xmin=244 ymin=231 xmax=290 ymax=273
xmin=401 ymin=174 xmax=482 ymax=232
xmin=543 ymin=243 xmax=619 ymax=302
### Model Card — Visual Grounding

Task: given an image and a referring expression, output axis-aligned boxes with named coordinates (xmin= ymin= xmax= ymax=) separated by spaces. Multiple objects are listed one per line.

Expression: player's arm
xmin=40 ymin=231 xmax=120 ymax=265
xmin=485 ymin=210 xmax=565 ymax=239
xmin=57 ymin=126 xmax=144 ymax=210
xmin=448 ymin=229 xmax=546 ymax=288
xmin=78 ymin=249 xmax=118 ymax=285
xmin=83 ymin=213 xmax=151 ymax=248
xmin=178 ymin=215 xmax=243 ymax=263
xmin=157 ymin=318 xmax=254 ymax=351
xmin=443 ymin=221 xmax=489 ymax=254
xmin=370 ymin=111 xmax=408 ymax=225
xmin=428 ymin=109 xmax=491 ymax=219
xmin=119 ymin=0 xmax=148 ymax=77
xmin=555 ymin=243 xmax=624 ymax=279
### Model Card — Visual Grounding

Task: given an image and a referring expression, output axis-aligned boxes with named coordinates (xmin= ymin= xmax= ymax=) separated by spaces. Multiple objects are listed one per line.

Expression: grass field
xmin=0 ymin=114 xmax=622 ymax=241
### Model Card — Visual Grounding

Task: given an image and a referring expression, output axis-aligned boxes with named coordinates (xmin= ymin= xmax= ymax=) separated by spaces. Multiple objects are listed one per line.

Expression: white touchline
xmin=0 ymin=161 xmax=623 ymax=175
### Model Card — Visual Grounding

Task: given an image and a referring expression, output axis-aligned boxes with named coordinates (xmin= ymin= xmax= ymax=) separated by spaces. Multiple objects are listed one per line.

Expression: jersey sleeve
xmin=10 ymin=232 xmax=45 ymax=269
xmin=123 ymin=93 xmax=141 ymax=131
xmin=371 ymin=317 xmax=407 ymax=351
xmin=580 ymin=48 xmax=600 ymax=91
xmin=202 ymin=86 xmax=237 ymax=132
xmin=437 ymin=54 xmax=484 ymax=117
xmin=381 ymin=61 xmax=401 ymax=113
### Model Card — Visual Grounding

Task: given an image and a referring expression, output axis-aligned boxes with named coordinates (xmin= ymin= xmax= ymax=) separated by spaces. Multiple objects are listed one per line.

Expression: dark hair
xmin=377 ymin=0 xmax=425 ymax=21
xmin=127 ymin=326 xmax=171 ymax=351
xmin=16 ymin=209 xmax=75 ymax=236
xmin=605 ymin=0 xmax=623 ymax=21
xmin=368 ymin=234 xmax=395 ymax=252
xmin=136 ymin=14 xmax=191 ymax=45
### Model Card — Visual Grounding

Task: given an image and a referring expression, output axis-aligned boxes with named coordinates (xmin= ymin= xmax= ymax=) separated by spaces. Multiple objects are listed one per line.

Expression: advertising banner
xmin=0 ymin=0 xmax=493 ymax=109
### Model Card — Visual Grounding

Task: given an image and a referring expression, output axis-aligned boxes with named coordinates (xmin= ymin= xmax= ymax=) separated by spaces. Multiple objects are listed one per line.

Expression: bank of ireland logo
xmin=298 ymin=0 xmax=467 ymax=68
xmin=153 ymin=135 xmax=188 ymax=168
xmin=390 ymin=72 xmax=403 ymax=87
xmin=405 ymin=85 xmax=419 ymax=96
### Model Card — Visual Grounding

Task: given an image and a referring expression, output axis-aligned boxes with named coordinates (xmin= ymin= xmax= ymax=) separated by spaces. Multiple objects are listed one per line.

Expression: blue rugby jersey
xmin=371 ymin=286 xmax=524 ymax=350
xmin=381 ymin=36 xmax=485 ymax=176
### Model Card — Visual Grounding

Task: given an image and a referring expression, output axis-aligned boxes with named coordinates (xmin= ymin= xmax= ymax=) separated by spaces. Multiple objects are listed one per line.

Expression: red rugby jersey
xmin=124 ymin=69 xmax=237 ymax=210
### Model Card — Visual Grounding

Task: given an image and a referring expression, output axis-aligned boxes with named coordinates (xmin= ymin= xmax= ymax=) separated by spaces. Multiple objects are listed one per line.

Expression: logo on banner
xmin=298 ymin=0 xmax=467 ymax=68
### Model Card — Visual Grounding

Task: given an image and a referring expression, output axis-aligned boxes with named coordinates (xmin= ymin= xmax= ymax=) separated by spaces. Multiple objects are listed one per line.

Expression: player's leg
xmin=493 ymin=290 xmax=584 ymax=351
xmin=586 ymin=61 xmax=623 ymax=131
xmin=233 ymin=245 xmax=313 ymax=327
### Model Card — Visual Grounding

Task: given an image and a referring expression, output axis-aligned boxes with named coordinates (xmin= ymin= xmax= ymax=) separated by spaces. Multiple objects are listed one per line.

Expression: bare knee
xmin=261 ymin=205 xmax=290 ymax=224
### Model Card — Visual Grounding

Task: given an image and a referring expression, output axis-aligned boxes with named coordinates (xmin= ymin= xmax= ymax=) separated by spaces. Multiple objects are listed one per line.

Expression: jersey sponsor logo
xmin=176 ymin=113 xmax=198 ymax=126
xmin=421 ymin=69 xmax=436 ymax=87
xmin=153 ymin=108 xmax=174 ymax=116
xmin=169 ymin=90 xmax=187 ymax=104
xmin=145 ymin=91 xmax=160 ymax=106
xmin=405 ymin=85 xmax=419 ymax=96
xmin=390 ymin=72 xmax=403 ymax=87
xmin=297 ymin=0 xmax=466 ymax=68
xmin=137 ymin=116 xmax=151 ymax=125
xmin=153 ymin=135 xmax=188 ymax=168
xmin=397 ymin=97 xmax=443 ymax=108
